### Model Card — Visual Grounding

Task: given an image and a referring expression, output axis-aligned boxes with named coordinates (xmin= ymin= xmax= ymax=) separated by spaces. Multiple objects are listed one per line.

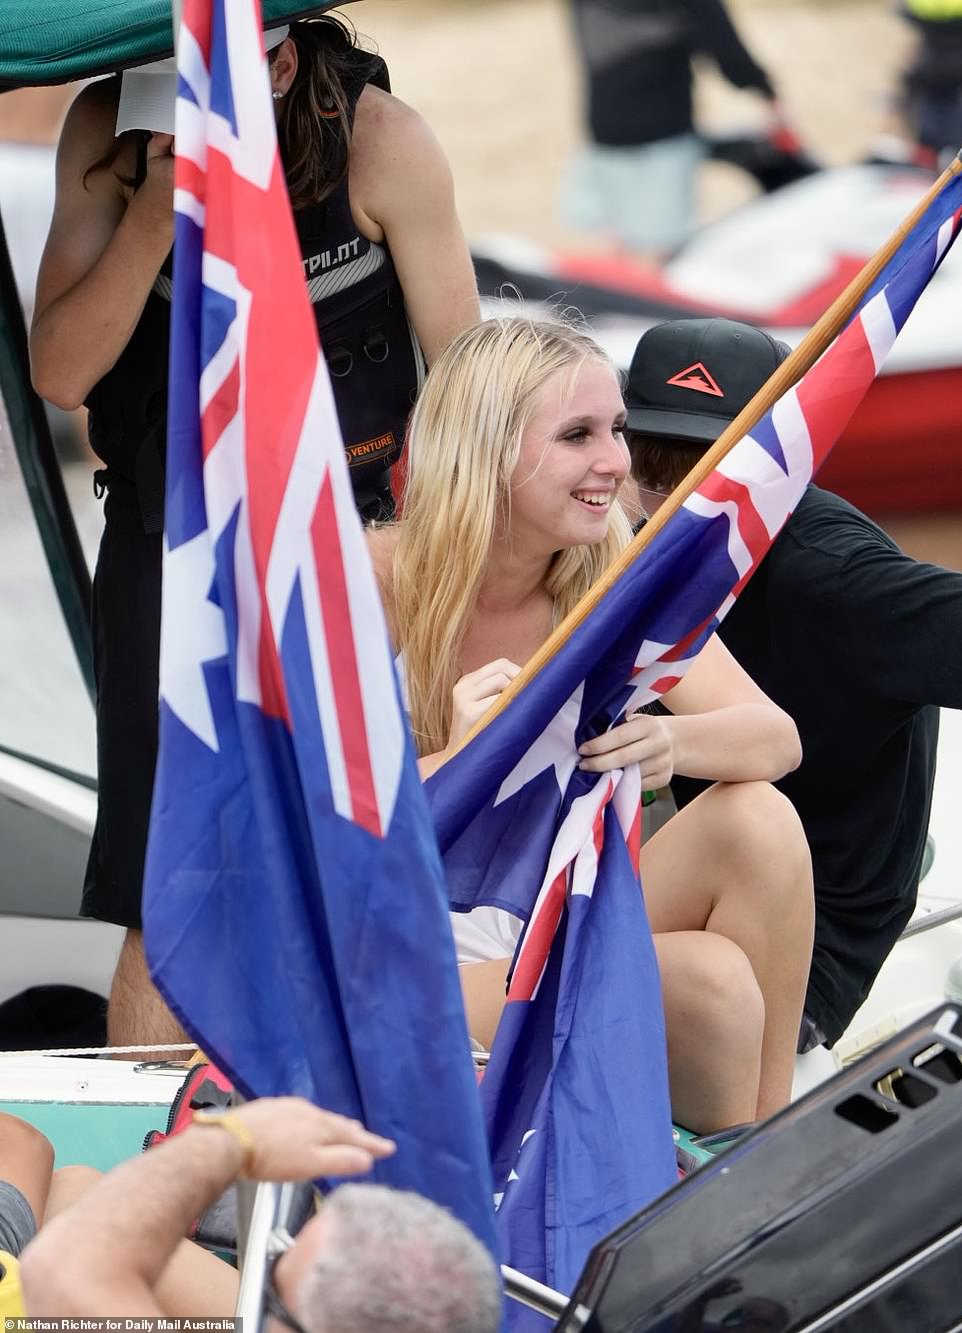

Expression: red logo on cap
xmin=666 ymin=363 xmax=724 ymax=397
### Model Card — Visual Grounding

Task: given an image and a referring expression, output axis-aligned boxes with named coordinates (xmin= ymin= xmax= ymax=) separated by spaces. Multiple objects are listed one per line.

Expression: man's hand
xmin=578 ymin=711 xmax=675 ymax=789
xmin=227 ymin=1097 xmax=396 ymax=1181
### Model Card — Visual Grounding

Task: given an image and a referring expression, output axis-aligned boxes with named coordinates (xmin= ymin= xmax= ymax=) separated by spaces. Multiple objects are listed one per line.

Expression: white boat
xmin=476 ymin=160 xmax=962 ymax=515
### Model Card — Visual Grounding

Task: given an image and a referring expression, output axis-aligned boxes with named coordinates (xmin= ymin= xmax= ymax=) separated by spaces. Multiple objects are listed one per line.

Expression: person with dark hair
xmin=563 ymin=0 xmax=782 ymax=257
xmin=899 ymin=0 xmax=962 ymax=166
xmin=29 ymin=16 xmax=480 ymax=1048
xmin=624 ymin=316 xmax=962 ymax=1050
xmin=20 ymin=1097 xmax=501 ymax=1333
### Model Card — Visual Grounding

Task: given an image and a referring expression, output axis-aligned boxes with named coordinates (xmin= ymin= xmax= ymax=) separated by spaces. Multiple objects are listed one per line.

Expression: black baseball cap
xmin=624 ymin=318 xmax=791 ymax=444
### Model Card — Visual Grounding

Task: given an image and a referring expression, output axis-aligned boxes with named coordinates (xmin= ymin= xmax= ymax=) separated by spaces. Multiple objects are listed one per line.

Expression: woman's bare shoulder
xmin=56 ymin=79 xmax=131 ymax=186
xmin=61 ymin=79 xmax=122 ymax=147
xmin=353 ymin=83 xmax=425 ymax=140
xmin=351 ymin=86 xmax=448 ymax=187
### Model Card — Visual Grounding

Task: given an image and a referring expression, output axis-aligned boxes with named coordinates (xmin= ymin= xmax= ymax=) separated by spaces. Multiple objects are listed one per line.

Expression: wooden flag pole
xmin=449 ymin=153 xmax=962 ymax=758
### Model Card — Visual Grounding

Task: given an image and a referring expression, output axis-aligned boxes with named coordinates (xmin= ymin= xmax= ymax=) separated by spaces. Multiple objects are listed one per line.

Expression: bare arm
xmin=20 ymin=1097 xmax=394 ymax=1318
xmin=351 ymin=88 xmax=480 ymax=365
xmin=30 ymin=83 xmax=174 ymax=410
xmin=0 ymin=1113 xmax=53 ymax=1237
xmin=579 ymin=634 xmax=801 ymax=785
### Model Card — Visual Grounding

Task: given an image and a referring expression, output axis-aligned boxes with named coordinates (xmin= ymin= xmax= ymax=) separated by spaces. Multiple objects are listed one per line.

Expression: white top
xmin=451 ymin=904 xmax=523 ymax=965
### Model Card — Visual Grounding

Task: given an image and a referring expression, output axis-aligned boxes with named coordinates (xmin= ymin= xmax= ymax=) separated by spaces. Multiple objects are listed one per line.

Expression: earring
xmin=272 ymin=89 xmax=284 ymax=101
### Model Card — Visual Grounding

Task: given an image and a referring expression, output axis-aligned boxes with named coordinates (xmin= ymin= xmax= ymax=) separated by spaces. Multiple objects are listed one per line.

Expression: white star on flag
xmin=494 ymin=684 xmax=584 ymax=807
xmin=160 ymin=532 xmax=228 ymax=751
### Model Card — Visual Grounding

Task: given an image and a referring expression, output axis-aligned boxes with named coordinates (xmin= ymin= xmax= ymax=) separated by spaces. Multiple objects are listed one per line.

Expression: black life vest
xmin=86 ymin=50 xmax=423 ymax=529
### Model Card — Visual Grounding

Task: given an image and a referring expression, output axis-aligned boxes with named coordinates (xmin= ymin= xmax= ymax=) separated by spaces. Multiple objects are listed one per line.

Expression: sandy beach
xmin=0 ymin=0 xmax=919 ymax=246
xmin=343 ymin=0 xmax=912 ymax=243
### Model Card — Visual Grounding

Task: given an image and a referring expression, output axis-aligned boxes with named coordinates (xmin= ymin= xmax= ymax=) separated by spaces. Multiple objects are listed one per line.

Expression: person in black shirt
xmin=899 ymin=0 xmax=962 ymax=166
xmin=624 ymin=316 xmax=962 ymax=1049
xmin=30 ymin=17 xmax=479 ymax=1048
xmin=563 ymin=0 xmax=779 ymax=256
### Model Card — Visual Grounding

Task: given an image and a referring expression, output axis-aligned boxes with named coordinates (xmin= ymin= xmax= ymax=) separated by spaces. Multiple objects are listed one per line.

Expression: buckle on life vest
xmin=327 ymin=342 xmax=354 ymax=378
xmin=363 ymin=327 xmax=389 ymax=364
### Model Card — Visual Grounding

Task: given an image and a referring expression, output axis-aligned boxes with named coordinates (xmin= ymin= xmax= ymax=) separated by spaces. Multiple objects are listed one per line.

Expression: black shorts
xmin=80 ymin=496 xmax=162 ymax=930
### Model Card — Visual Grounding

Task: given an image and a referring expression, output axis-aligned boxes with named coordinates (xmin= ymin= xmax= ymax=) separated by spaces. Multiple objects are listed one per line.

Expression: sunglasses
xmin=263 ymin=1227 xmax=310 ymax=1333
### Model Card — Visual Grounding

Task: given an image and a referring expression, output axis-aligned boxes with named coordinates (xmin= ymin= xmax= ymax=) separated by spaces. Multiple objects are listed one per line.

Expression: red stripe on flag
xmin=696 ymin=472 xmax=771 ymax=569
xmin=256 ymin=619 xmax=291 ymax=725
xmin=508 ymin=867 xmax=567 ymax=1002
xmin=182 ymin=0 xmax=212 ymax=63
xmin=200 ymin=358 xmax=240 ymax=463
xmin=797 ymin=314 xmax=877 ymax=471
xmin=650 ymin=674 xmax=682 ymax=695
xmin=200 ymin=147 xmax=318 ymax=724
xmin=311 ymin=473 xmax=382 ymax=837
xmin=509 ymin=780 xmax=617 ymax=1002
xmin=626 ymin=798 xmax=642 ymax=861
xmin=592 ymin=786 xmax=608 ymax=861
xmin=661 ymin=614 xmax=713 ymax=663
xmin=175 ymin=155 xmax=208 ymax=210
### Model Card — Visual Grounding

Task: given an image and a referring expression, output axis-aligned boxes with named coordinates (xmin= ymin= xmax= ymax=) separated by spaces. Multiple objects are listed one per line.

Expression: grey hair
xmin=294 ymin=1184 xmax=501 ymax=1333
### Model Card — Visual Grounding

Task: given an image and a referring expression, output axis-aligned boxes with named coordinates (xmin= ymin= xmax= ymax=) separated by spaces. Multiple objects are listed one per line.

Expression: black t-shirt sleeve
xmin=685 ymin=0 xmax=775 ymax=95
xmin=824 ymin=535 xmax=962 ymax=709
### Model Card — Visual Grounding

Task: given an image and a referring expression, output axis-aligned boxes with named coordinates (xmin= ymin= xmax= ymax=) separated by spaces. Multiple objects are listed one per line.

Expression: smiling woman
xmin=372 ymin=318 xmax=632 ymax=763
xmin=368 ymin=315 xmax=815 ymax=1135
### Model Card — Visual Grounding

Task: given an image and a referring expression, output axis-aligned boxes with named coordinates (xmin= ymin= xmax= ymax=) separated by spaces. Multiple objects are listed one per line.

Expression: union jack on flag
xmin=429 ymin=163 xmax=962 ymax=1320
xmin=142 ymin=0 xmax=495 ymax=1250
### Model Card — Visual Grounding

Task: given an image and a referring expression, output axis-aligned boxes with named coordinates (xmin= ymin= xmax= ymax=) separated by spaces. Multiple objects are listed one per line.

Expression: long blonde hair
xmin=392 ymin=317 xmax=632 ymax=756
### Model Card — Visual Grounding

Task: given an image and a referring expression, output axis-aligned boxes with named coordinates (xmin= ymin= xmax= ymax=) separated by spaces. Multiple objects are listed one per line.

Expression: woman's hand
xmin=448 ymin=659 xmax=521 ymax=751
xmin=578 ymin=710 xmax=675 ymax=788
xmin=132 ymin=132 xmax=175 ymax=235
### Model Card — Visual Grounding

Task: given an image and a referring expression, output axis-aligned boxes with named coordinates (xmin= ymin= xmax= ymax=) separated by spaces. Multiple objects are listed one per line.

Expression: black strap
xmin=90 ymin=421 xmax=166 ymax=536
xmin=134 ymin=423 xmax=167 ymax=535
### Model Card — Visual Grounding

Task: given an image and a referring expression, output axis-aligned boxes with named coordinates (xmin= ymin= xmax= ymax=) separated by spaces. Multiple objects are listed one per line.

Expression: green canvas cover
xmin=0 ymin=1 xmax=345 ymax=90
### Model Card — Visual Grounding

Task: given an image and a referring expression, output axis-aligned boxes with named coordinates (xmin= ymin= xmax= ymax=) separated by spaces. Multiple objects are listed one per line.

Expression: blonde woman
xmin=368 ymin=318 xmax=814 ymax=1135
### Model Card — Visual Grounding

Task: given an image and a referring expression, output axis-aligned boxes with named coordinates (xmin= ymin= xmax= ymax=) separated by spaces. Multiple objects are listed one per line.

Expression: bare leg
xmin=654 ymin=932 xmax=764 ymax=1134
xmin=43 ymin=1165 xmax=101 ymax=1221
xmin=459 ymin=959 xmax=511 ymax=1053
xmin=642 ymin=781 xmax=814 ymax=1120
xmin=0 ymin=1113 xmax=54 ymax=1237
xmin=457 ymin=782 xmax=811 ymax=1129
xmin=460 ymin=943 xmax=764 ymax=1133
xmin=107 ymin=929 xmax=193 ymax=1055
xmin=45 ymin=1165 xmax=238 ymax=1316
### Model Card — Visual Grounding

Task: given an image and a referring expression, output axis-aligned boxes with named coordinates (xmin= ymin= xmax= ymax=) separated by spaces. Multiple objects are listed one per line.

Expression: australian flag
xmin=429 ymin=160 xmax=962 ymax=1319
xmin=141 ymin=0 xmax=495 ymax=1251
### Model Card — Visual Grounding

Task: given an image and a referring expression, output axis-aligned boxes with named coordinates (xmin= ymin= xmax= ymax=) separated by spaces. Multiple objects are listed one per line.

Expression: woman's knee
xmin=0 ymin=1113 xmax=54 ymax=1175
xmin=43 ymin=1165 xmax=103 ymax=1223
xmin=50 ymin=1164 xmax=101 ymax=1192
xmin=658 ymin=932 xmax=765 ymax=1050
xmin=700 ymin=782 xmax=812 ymax=891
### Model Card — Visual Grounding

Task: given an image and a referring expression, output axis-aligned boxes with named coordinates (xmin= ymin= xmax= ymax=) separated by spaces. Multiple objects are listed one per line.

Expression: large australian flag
xmin=141 ymin=0 xmax=495 ymax=1252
